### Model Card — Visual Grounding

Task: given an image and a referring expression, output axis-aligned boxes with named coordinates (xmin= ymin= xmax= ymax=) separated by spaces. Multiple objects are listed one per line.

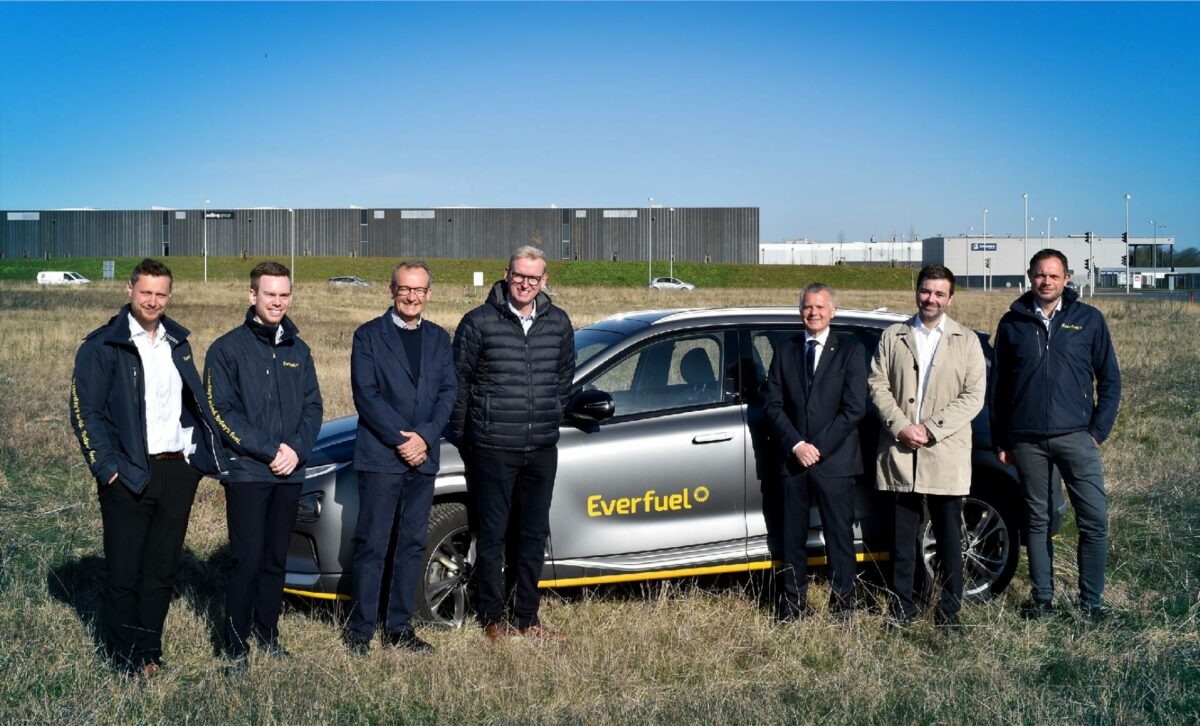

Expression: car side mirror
xmin=566 ymin=389 xmax=615 ymax=425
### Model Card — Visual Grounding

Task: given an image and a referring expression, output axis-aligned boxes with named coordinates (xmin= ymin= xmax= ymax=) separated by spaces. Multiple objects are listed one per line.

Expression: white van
xmin=36 ymin=271 xmax=91 ymax=285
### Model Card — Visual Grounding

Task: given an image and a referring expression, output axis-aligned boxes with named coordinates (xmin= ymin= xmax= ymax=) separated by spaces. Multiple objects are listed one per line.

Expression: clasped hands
xmin=270 ymin=443 xmax=300 ymax=477
xmin=897 ymin=424 xmax=931 ymax=451
xmin=395 ymin=431 xmax=428 ymax=467
xmin=792 ymin=441 xmax=821 ymax=468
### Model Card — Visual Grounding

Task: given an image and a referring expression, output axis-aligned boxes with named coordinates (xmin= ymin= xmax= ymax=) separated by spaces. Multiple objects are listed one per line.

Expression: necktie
xmin=805 ymin=339 xmax=818 ymax=388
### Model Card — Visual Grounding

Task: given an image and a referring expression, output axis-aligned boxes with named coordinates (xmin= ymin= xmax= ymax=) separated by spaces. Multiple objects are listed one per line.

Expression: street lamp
xmin=1124 ymin=195 xmax=1131 ymax=293
xmin=1046 ymin=216 xmax=1057 ymax=243
xmin=647 ymin=196 xmax=654 ymax=286
xmin=288 ymin=208 xmax=296 ymax=281
xmin=982 ymin=210 xmax=989 ymax=291
xmin=668 ymin=207 xmax=675 ymax=279
xmin=1022 ymin=193 xmax=1029 ymax=272
xmin=1150 ymin=220 xmax=1165 ymax=287
xmin=203 ymin=199 xmax=211 ymax=283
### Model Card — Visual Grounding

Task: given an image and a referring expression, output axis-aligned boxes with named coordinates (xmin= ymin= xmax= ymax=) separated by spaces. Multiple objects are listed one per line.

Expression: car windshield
xmin=574 ymin=329 xmax=624 ymax=367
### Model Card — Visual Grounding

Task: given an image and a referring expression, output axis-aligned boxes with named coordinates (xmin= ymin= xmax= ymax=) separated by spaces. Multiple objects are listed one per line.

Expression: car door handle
xmin=692 ymin=432 xmax=733 ymax=444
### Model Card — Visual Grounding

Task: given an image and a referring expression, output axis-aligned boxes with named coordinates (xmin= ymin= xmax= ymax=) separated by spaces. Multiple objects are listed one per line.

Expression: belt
xmin=151 ymin=452 xmax=185 ymax=461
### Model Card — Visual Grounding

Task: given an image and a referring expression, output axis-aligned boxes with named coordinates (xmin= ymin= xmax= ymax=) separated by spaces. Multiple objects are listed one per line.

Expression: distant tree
xmin=1174 ymin=247 xmax=1200 ymax=267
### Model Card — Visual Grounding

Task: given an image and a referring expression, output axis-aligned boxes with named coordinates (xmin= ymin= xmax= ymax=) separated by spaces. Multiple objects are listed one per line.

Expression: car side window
xmin=747 ymin=326 xmax=881 ymax=399
xmin=584 ymin=333 xmax=725 ymax=417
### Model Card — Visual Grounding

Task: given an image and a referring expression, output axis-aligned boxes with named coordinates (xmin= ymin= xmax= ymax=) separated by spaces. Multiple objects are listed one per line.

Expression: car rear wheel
xmin=416 ymin=502 xmax=474 ymax=628
xmin=921 ymin=483 xmax=1019 ymax=602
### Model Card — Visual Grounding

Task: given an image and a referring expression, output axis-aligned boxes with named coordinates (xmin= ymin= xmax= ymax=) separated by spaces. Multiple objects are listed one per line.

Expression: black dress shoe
xmin=1020 ymin=599 xmax=1054 ymax=620
xmin=257 ymin=640 xmax=291 ymax=659
xmin=343 ymin=634 xmax=371 ymax=657
xmin=384 ymin=630 xmax=434 ymax=654
xmin=935 ymin=611 xmax=964 ymax=636
xmin=1080 ymin=603 xmax=1108 ymax=624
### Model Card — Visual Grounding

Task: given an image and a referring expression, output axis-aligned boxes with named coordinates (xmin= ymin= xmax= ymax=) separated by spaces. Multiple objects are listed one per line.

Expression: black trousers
xmin=347 ymin=469 xmax=435 ymax=639
xmin=470 ymin=446 xmax=557 ymax=628
xmin=223 ymin=480 xmax=302 ymax=655
xmin=777 ymin=472 xmax=856 ymax=618
xmin=98 ymin=458 xmax=201 ymax=670
xmin=891 ymin=492 xmax=963 ymax=618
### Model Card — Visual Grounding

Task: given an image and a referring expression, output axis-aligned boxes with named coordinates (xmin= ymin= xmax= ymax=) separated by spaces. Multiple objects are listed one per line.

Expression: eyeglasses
xmin=393 ymin=286 xmax=430 ymax=297
xmin=509 ymin=272 xmax=544 ymax=285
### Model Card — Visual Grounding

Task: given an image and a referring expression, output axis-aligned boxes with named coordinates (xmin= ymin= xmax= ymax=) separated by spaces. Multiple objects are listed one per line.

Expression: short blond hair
xmin=509 ymin=245 xmax=546 ymax=270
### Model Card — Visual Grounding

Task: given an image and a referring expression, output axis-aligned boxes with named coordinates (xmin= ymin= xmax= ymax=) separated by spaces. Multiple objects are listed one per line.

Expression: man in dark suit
xmin=764 ymin=283 xmax=867 ymax=622
xmin=343 ymin=261 xmax=457 ymax=655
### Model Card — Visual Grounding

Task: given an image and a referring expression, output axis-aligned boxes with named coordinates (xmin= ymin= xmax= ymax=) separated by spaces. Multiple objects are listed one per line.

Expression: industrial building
xmin=923 ymin=234 xmax=1178 ymax=290
xmin=0 ymin=206 xmax=759 ymax=264
xmin=760 ymin=239 xmax=922 ymax=266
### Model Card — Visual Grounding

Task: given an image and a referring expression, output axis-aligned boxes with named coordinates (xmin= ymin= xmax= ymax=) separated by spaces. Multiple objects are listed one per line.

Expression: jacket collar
xmin=1009 ymin=285 xmax=1080 ymax=318
xmin=103 ymin=303 xmax=189 ymax=347
xmin=486 ymin=280 xmax=554 ymax=321
xmin=242 ymin=306 xmax=299 ymax=344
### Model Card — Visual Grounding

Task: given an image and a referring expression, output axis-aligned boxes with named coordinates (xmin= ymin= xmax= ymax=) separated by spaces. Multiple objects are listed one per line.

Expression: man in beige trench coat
xmin=868 ymin=264 xmax=986 ymax=633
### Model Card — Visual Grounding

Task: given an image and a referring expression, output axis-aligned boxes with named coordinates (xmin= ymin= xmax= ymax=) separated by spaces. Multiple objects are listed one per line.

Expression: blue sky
xmin=1 ymin=2 xmax=1197 ymax=246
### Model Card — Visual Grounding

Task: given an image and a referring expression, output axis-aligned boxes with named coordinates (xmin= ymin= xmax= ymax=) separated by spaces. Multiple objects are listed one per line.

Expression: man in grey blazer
xmin=343 ymin=261 xmax=457 ymax=655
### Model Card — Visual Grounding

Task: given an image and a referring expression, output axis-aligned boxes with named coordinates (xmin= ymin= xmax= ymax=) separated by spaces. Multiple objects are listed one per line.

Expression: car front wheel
xmin=416 ymin=502 xmax=474 ymax=627
xmin=921 ymin=483 xmax=1019 ymax=602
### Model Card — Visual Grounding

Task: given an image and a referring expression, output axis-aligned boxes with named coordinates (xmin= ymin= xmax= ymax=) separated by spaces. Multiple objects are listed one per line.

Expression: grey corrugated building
xmin=2 ymin=207 xmax=759 ymax=264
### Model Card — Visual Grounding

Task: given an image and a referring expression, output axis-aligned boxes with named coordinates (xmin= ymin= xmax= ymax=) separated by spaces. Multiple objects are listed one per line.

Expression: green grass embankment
xmin=0 ymin=256 xmax=917 ymax=290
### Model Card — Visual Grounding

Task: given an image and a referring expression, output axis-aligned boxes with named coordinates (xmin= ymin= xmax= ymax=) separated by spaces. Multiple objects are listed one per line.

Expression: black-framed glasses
xmin=509 ymin=272 xmax=544 ymax=285
xmin=393 ymin=286 xmax=430 ymax=296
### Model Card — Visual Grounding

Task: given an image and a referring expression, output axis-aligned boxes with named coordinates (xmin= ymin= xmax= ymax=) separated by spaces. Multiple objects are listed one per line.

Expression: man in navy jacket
xmin=205 ymin=261 xmax=323 ymax=665
xmin=994 ymin=249 xmax=1121 ymax=621
xmin=764 ymin=283 xmax=867 ymax=622
xmin=343 ymin=261 xmax=457 ymax=655
xmin=70 ymin=258 xmax=227 ymax=678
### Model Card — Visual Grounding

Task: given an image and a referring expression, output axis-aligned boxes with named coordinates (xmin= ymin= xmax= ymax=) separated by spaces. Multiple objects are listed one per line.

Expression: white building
xmin=923 ymin=234 xmax=1175 ymax=290
xmin=760 ymin=239 xmax=922 ymax=266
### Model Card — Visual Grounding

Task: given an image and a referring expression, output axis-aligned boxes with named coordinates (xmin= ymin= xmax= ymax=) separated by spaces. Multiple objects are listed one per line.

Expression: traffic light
xmin=1121 ymin=255 xmax=1127 ymax=266
xmin=1084 ymin=259 xmax=1090 ymax=271
xmin=1085 ymin=231 xmax=1093 ymax=244
xmin=1122 ymin=232 xmax=1128 ymax=245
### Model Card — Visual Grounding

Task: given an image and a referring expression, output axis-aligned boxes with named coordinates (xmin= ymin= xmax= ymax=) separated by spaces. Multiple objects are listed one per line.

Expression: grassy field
xmin=1 ymin=278 xmax=1198 ymax=723
xmin=0 ymin=255 xmax=919 ymax=291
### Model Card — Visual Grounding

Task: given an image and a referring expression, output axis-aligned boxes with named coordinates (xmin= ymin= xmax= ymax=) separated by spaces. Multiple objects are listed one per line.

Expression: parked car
xmin=37 ymin=270 xmax=90 ymax=285
xmin=649 ymin=277 xmax=695 ymax=291
xmin=328 ymin=276 xmax=371 ymax=287
xmin=285 ymin=307 xmax=1027 ymax=627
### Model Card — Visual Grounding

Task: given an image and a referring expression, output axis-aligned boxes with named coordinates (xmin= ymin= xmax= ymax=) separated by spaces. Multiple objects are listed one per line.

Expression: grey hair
xmin=800 ymin=282 xmax=836 ymax=306
xmin=391 ymin=260 xmax=433 ymax=288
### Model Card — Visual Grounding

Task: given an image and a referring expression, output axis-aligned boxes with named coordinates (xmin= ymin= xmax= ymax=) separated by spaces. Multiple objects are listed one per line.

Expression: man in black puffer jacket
xmin=205 ymin=261 xmax=323 ymax=666
xmin=452 ymin=246 xmax=574 ymax=642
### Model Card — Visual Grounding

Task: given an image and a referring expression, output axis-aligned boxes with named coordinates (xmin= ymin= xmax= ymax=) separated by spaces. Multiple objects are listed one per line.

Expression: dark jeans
xmin=223 ymin=480 xmax=302 ymax=655
xmin=892 ymin=492 xmax=962 ymax=619
xmin=347 ymin=469 xmax=435 ymax=639
xmin=98 ymin=458 xmax=201 ymax=670
xmin=1012 ymin=431 xmax=1108 ymax=607
xmin=777 ymin=472 xmax=856 ymax=618
xmin=470 ymin=446 xmax=557 ymax=628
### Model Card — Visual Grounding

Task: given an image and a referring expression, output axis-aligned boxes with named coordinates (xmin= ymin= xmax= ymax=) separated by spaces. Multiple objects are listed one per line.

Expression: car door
xmin=547 ymin=328 xmax=748 ymax=572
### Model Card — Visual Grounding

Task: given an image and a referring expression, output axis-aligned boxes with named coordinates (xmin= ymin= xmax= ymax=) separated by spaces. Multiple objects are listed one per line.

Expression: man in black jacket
xmin=452 ymin=246 xmax=574 ymax=642
xmin=994 ymin=249 xmax=1121 ymax=621
xmin=205 ymin=261 xmax=323 ymax=666
xmin=763 ymin=283 xmax=867 ymax=622
xmin=70 ymin=258 xmax=227 ymax=678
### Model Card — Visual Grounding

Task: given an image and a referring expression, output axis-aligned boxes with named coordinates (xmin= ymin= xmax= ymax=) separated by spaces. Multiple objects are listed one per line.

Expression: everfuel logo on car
xmin=587 ymin=486 xmax=710 ymax=517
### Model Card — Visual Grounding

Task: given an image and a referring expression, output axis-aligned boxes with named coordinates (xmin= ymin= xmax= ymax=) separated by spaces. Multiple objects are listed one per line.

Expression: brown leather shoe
xmin=517 ymin=624 xmax=568 ymax=642
xmin=483 ymin=623 xmax=517 ymax=643
xmin=140 ymin=662 xmax=161 ymax=679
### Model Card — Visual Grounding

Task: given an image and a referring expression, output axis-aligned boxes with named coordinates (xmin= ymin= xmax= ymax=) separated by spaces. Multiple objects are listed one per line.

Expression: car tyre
xmin=415 ymin=502 xmax=474 ymax=628
xmin=919 ymin=481 xmax=1019 ymax=603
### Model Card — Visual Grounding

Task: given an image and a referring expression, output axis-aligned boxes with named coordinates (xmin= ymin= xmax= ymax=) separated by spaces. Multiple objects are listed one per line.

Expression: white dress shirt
xmin=804 ymin=326 xmax=831 ymax=373
xmin=911 ymin=314 xmax=945 ymax=424
xmin=1032 ymin=297 xmax=1063 ymax=332
xmin=128 ymin=314 xmax=193 ymax=457
xmin=507 ymin=298 xmax=537 ymax=334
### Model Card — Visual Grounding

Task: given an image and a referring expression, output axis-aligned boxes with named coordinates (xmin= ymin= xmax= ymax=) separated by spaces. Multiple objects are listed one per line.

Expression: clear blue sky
xmin=1 ymin=2 xmax=1197 ymax=246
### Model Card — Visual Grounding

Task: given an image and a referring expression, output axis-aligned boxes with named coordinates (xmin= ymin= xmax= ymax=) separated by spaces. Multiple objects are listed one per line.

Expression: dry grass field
xmin=1 ymin=279 xmax=1197 ymax=723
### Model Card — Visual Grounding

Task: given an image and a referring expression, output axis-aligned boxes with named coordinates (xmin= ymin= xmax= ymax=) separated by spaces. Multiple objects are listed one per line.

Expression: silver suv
xmin=285 ymin=307 xmax=1024 ymax=626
